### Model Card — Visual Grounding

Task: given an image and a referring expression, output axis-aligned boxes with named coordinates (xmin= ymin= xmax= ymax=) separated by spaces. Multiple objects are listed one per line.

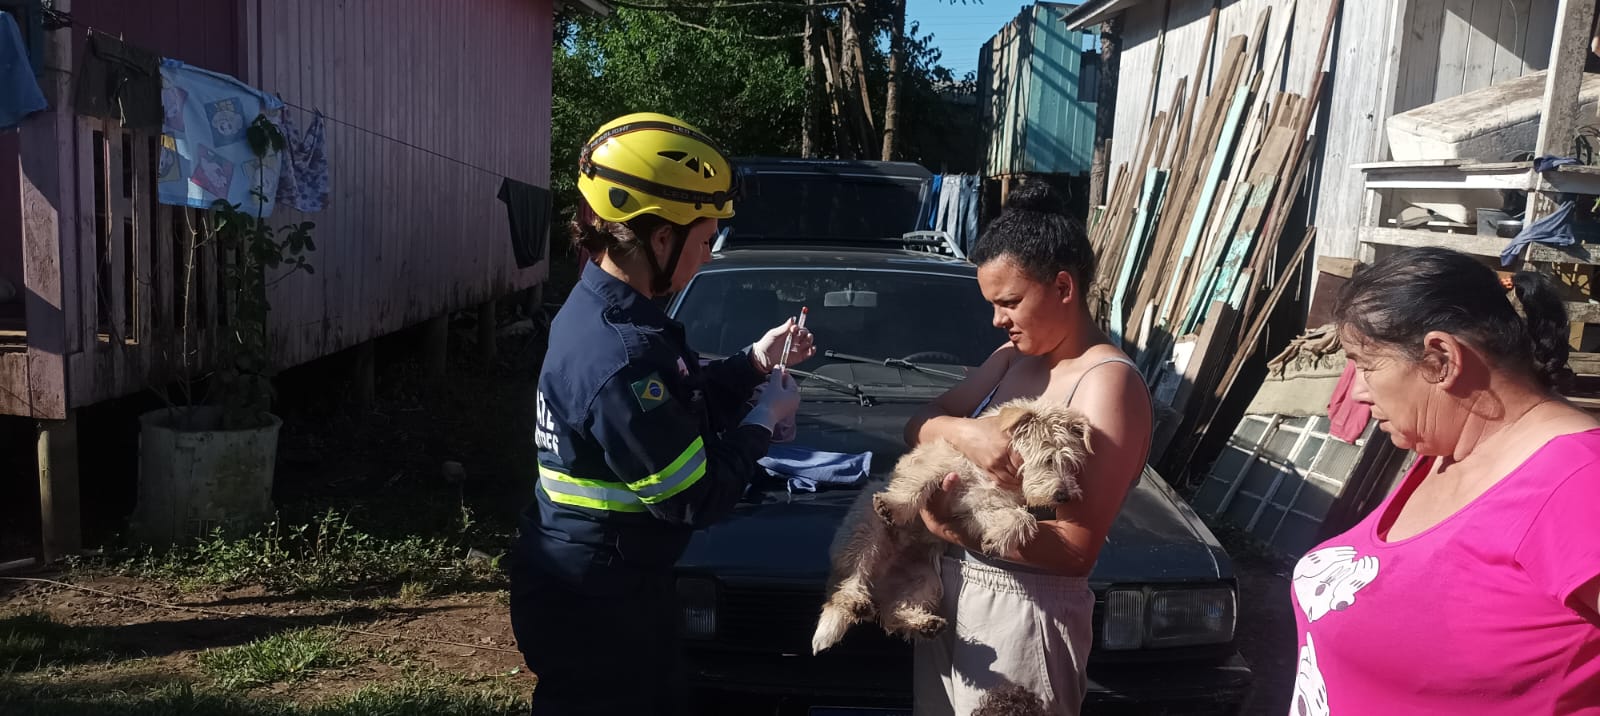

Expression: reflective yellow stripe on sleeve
xmin=538 ymin=466 xmax=648 ymax=513
xmin=625 ymin=437 xmax=708 ymax=504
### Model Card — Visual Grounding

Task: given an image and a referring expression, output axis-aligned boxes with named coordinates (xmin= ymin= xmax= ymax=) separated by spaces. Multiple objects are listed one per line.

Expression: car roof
xmin=701 ymin=246 xmax=978 ymax=278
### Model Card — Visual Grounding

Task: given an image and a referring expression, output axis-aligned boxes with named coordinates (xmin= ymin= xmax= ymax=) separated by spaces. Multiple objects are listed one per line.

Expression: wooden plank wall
xmin=241 ymin=0 xmax=553 ymax=370
xmin=981 ymin=8 xmax=1033 ymax=177
xmin=71 ymin=0 xmax=240 ymax=75
xmin=1107 ymin=0 xmax=1558 ymax=266
xmin=1 ymin=133 xmax=22 ymax=312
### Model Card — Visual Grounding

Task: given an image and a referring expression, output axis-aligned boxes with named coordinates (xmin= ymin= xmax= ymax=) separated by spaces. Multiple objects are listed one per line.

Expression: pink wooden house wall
xmin=2 ymin=0 xmax=553 ymax=418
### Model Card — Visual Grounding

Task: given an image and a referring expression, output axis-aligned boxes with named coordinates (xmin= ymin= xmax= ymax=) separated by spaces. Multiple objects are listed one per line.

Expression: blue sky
xmin=908 ymin=0 xmax=1038 ymax=79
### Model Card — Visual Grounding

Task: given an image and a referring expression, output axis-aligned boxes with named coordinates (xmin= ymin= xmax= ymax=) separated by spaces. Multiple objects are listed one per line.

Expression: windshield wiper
xmin=698 ymin=353 xmax=876 ymax=406
xmin=787 ymin=367 xmax=877 ymax=407
xmin=823 ymin=350 xmax=966 ymax=381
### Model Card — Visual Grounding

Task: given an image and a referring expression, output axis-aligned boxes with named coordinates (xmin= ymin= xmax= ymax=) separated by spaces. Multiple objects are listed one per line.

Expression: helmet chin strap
xmin=638 ymin=226 xmax=690 ymax=296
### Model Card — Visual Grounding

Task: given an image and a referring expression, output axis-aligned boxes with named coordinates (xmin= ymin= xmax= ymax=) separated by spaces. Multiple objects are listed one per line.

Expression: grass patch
xmin=0 ymin=679 xmax=530 ymax=716
xmin=89 ymin=509 xmax=503 ymax=597
xmin=0 ymin=613 xmax=113 ymax=674
xmin=196 ymin=628 xmax=350 ymax=689
xmin=0 ymin=667 xmax=530 ymax=716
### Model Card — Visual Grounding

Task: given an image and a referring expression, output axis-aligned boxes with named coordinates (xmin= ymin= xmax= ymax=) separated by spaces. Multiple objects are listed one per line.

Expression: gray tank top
xmin=951 ymin=355 xmax=1147 ymax=573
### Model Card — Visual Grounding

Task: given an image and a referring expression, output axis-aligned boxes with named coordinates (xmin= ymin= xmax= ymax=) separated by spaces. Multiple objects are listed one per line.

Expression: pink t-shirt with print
xmin=1289 ymin=428 xmax=1600 ymax=716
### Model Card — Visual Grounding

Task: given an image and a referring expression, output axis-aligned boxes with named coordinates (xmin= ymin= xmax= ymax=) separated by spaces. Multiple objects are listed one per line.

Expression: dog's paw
xmin=916 ymin=614 xmax=947 ymax=639
xmin=873 ymin=492 xmax=918 ymax=526
xmin=980 ymin=515 xmax=1038 ymax=556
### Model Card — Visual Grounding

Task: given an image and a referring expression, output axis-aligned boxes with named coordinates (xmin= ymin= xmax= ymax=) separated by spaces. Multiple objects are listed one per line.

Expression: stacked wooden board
xmin=1085 ymin=0 xmax=1342 ymax=479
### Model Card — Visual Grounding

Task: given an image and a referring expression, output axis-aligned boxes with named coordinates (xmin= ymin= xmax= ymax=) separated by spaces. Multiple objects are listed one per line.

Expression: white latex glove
xmin=750 ymin=318 xmax=816 ymax=374
xmin=741 ymin=369 xmax=801 ymax=433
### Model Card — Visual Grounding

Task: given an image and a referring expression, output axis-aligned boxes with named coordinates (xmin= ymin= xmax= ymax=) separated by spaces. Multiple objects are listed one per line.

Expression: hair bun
xmin=1004 ymin=181 xmax=1065 ymax=214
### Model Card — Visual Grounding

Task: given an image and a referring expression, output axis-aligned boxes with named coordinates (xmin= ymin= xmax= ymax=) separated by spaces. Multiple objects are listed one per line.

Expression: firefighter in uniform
xmin=509 ymin=113 xmax=813 ymax=715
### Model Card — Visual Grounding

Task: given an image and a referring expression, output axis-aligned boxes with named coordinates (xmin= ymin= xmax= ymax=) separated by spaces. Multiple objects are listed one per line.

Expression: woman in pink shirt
xmin=1292 ymin=246 xmax=1600 ymax=715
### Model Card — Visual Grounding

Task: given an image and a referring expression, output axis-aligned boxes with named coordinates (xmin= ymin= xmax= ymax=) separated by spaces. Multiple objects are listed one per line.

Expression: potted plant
xmin=132 ymin=115 xmax=316 ymax=547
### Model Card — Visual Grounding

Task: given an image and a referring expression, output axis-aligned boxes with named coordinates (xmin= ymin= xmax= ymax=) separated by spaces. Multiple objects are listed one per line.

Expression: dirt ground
xmin=0 ymin=576 xmax=531 ymax=702
xmin=0 ymin=254 xmax=1300 ymax=713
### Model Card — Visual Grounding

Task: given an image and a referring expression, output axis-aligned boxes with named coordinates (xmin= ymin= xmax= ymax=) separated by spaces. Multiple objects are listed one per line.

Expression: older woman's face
xmin=1341 ymin=326 xmax=1451 ymax=454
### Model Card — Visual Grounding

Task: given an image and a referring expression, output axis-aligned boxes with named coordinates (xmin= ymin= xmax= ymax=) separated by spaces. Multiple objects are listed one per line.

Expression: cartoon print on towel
xmin=189 ymin=146 xmax=234 ymax=200
xmin=158 ymin=134 xmax=187 ymax=185
xmin=162 ymin=84 xmax=187 ymax=131
xmin=156 ymin=58 xmax=283 ymax=216
xmin=1292 ymin=546 xmax=1379 ymax=622
xmin=205 ymin=97 xmax=249 ymax=148
xmin=1289 ymin=633 xmax=1330 ymax=716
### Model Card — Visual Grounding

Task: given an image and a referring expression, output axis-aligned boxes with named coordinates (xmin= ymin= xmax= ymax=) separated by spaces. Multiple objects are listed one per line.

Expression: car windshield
xmin=672 ymin=268 xmax=1006 ymax=376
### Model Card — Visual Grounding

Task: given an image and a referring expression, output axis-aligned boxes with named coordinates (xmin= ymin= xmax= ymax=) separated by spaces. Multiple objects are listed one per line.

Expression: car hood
xmin=679 ymin=400 xmax=1230 ymax=587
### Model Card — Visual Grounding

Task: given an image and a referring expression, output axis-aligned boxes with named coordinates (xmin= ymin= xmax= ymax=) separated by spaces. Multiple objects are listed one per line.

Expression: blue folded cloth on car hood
xmin=758 ymin=445 xmax=873 ymax=495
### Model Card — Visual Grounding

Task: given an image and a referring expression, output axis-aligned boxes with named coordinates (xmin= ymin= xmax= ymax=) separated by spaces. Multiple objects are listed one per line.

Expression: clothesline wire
xmin=68 ymin=20 xmax=536 ymax=184
xmin=277 ymin=100 xmax=520 ymax=182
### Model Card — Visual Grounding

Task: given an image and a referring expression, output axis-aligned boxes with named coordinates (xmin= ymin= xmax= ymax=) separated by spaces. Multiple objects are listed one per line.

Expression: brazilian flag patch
xmin=631 ymin=372 xmax=670 ymax=412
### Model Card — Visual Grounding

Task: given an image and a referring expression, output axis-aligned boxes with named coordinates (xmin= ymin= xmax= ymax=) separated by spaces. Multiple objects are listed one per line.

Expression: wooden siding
xmin=1106 ymin=0 xmax=1557 ymax=265
xmin=981 ymin=2 xmax=1098 ymax=177
xmin=241 ymin=0 xmax=553 ymax=370
xmin=71 ymin=0 xmax=240 ymax=75
xmin=1 ymin=133 xmax=21 ymax=313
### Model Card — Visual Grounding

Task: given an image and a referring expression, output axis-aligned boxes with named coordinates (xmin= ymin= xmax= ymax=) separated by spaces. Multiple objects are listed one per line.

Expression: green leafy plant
xmin=167 ymin=113 xmax=316 ymax=430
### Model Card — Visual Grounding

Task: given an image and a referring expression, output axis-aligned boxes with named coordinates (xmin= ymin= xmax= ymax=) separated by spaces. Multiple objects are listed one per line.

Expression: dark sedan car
xmin=665 ymin=245 xmax=1253 ymax=716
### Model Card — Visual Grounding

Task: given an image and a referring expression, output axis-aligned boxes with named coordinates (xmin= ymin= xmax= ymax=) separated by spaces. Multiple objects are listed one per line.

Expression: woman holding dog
xmin=1288 ymin=246 xmax=1600 ymax=714
xmin=903 ymin=182 xmax=1153 ymax=715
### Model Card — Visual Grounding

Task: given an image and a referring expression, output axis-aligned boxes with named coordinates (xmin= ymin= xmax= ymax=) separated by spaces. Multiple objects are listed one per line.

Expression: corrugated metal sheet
xmin=1024 ymin=3 xmax=1096 ymax=175
xmin=242 ymin=0 xmax=553 ymax=369
xmin=1105 ymin=0 xmax=1556 ymax=263
xmin=981 ymin=1 xmax=1099 ymax=177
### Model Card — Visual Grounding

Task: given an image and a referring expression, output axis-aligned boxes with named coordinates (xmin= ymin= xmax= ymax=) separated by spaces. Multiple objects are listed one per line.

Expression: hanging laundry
xmin=1500 ymin=197 xmax=1577 ymax=267
xmin=0 ymin=11 xmax=45 ymax=130
xmin=157 ymin=58 xmax=283 ymax=216
xmin=73 ymin=30 xmax=163 ymax=129
xmin=273 ymin=108 xmax=329 ymax=212
xmin=498 ymin=177 xmax=551 ymax=269
xmin=1327 ymin=359 xmax=1372 ymax=443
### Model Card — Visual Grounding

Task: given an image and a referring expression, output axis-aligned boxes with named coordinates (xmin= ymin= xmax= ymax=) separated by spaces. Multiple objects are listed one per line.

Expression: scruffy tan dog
xmin=811 ymin=397 xmax=1093 ymax=654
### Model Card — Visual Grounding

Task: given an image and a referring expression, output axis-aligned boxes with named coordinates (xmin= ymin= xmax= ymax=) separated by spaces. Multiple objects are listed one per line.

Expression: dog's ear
xmin=997 ymin=405 xmax=1031 ymax=434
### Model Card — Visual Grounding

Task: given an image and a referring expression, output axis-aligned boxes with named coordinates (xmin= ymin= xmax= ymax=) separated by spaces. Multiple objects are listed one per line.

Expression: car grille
xmin=712 ymin=585 xmax=907 ymax=656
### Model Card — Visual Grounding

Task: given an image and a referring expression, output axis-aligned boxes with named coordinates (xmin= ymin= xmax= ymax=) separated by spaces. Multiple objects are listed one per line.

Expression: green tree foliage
xmin=549 ymin=3 xmax=982 ymax=239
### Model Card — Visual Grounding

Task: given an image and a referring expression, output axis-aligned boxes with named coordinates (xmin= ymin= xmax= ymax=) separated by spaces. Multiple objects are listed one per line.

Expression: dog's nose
xmin=1052 ymin=490 xmax=1073 ymax=503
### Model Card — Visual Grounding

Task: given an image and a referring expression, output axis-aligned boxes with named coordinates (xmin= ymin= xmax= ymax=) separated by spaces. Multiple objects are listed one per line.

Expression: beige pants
xmin=912 ymin=554 xmax=1094 ymax=716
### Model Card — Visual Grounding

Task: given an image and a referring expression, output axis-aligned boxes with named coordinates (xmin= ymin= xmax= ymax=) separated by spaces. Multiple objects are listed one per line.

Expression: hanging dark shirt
xmin=73 ymin=31 xmax=162 ymax=129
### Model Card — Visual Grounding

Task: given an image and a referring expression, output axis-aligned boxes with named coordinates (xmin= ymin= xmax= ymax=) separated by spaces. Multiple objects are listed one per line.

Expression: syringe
xmin=776 ymin=306 xmax=808 ymax=372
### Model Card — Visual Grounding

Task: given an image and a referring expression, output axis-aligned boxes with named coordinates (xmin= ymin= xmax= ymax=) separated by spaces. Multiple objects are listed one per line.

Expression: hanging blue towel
xmin=0 ymin=11 xmax=45 ymax=130
xmin=157 ymin=58 xmax=284 ymax=216
xmin=758 ymin=445 xmax=873 ymax=495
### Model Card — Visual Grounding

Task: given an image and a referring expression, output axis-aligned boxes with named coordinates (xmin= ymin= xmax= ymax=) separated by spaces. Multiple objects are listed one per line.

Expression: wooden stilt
xmin=354 ymin=340 xmax=376 ymax=411
xmin=37 ymin=411 xmax=80 ymax=562
xmin=423 ymin=315 xmax=449 ymax=399
xmin=477 ymin=301 xmax=498 ymax=367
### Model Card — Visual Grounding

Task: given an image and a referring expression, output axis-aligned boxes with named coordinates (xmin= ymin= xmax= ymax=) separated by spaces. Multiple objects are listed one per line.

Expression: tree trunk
xmin=802 ymin=0 xmax=818 ymax=157
xmin=821 ymin=24 xmax=853 ymax=158
xmin=881 ymin=0 xmax=905 ymax=161
xmin=841 ymin=5 xmax=874 ymax=155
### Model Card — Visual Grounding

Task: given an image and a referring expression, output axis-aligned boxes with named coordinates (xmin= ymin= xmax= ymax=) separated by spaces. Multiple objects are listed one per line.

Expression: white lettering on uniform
xmin=534 ymin=390 xmax=561 ymax=453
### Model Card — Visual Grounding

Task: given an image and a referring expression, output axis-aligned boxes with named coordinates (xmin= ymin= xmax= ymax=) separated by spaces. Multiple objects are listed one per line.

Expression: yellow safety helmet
xmin=577 ymin=112 xmax=738 ymax=226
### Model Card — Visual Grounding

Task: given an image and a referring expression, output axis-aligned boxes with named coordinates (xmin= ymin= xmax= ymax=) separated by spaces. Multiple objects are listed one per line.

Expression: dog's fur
xmin=810 ymin=397 xmax=1093 ymax=654
xmin=971 ymin=683 xmax=1050 ymax=716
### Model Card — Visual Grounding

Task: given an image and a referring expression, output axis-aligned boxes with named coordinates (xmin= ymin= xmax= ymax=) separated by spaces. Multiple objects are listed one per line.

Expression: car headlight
xmin=1101 ymin=586 xmax=1236 ymax=650
xmin=676 ymin=577 xmax=717 ymax=640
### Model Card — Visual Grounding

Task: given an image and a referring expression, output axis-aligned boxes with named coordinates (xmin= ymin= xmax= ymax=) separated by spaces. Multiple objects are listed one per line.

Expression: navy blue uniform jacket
xmin=521 ymin=262 xmax=771 ymax=595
